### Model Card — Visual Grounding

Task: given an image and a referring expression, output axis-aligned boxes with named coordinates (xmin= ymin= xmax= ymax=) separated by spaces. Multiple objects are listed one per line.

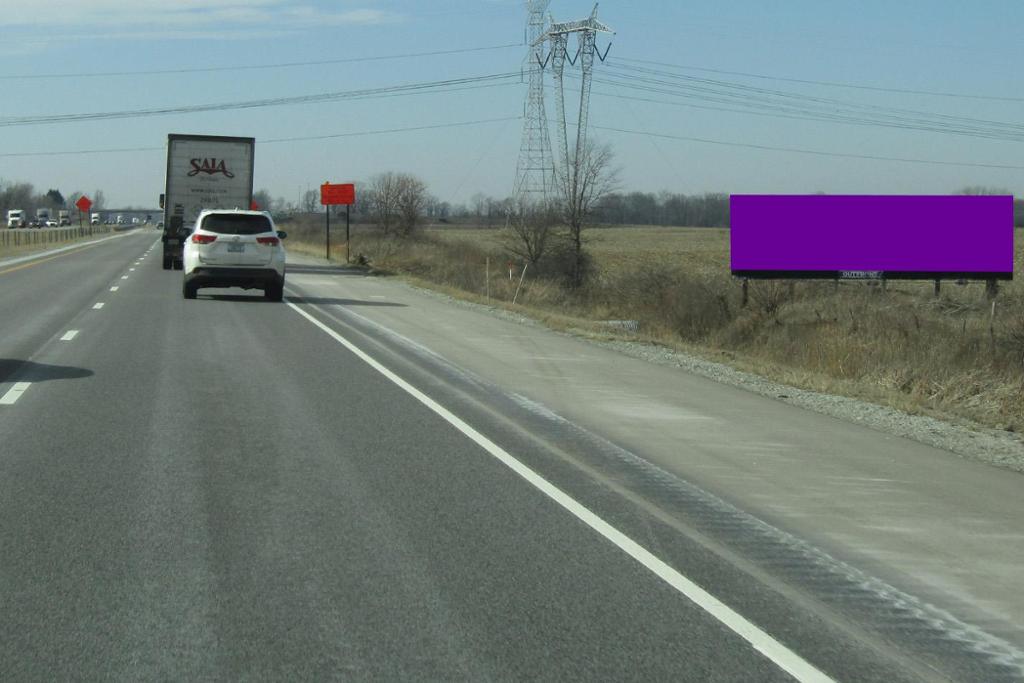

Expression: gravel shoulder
xmin=399 ymin=275 xmax=1024 ymax=475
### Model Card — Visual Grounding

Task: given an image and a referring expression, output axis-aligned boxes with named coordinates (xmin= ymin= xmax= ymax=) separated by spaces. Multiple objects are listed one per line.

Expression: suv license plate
xmin=227 ymin=244 xmax=245 ymax=253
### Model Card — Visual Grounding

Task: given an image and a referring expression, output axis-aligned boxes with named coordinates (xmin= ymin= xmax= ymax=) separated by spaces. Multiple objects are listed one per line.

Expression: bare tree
xmin=302 ymin=189 xmax=320 ymax=213
xmin=0 ymin=181 xmax=35 ymax=215
xmin=395 ymin=174 xmax=427 ymax=236
xmin=367 ymin=172 xmax=427 ymax=236
xmin=503 ymin=198 xmax=558 ymax=266
xmin=367 ymin=172 xmax=400 ymax=235
xmin=556 ymin=141 xmax=619 ymax=288
xmin=470 ymin=192 xmax=489 ymax=222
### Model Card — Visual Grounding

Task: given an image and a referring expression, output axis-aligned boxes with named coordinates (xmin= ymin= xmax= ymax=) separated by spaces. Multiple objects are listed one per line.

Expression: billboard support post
xmin=325 ymin=204 xmax=331 ymax=261
xmin=986 ymin=279 xmax=998 ymax=300
xmin=346 ymin=205 xmax=351 ymax=264
xmin=934 ymin=279 xmax=941 ymax=298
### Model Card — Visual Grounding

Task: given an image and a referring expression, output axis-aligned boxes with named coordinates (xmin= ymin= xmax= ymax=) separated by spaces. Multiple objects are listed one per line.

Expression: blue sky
xmin=0 ymin=0 xmax=1021 ymax=208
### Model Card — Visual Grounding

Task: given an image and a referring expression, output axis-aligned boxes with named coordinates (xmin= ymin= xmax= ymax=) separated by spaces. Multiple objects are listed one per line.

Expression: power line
xmin=0 ymin=73 xmax=521 ymax=127
xmin=0 ymin=117 xmax=522 ymax=158
xmin=600 ymin=64 xmax=1024 ymax=135
xmin=591 ymin=124 xmax=1024 ymax=171
xmin=0 ymin=43 xmax=522 ymax=80
xmin=263 ymin=117 xmax=521 ymax=144
xmin=582 ymin=67 xmax=1024 ymax=143
xmin=611 ymin=56 xmax=1024 ymax=103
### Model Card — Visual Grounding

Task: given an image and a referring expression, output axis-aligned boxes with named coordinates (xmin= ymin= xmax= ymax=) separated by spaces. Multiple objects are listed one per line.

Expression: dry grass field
xmin=289 ymin=222 xmax=1024 ymax=432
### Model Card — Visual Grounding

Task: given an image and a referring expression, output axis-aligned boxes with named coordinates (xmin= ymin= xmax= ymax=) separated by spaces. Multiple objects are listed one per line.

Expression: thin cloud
xmin=0 ymin=2 xmax=399 ymax=31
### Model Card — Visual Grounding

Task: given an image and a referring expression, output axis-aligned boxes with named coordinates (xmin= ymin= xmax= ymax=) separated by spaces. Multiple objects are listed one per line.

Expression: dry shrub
xmin=592 ymin=264 xmax=737 ymax=341
xmin=748 ymin=280 xmax=792 ymax=317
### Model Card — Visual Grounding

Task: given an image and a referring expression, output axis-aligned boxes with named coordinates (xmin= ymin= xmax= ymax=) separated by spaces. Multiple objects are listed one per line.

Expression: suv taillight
xmin=256 ymin=236 xmax=279 ymax=246
xmin=192 ymin=234 xmax=217 ymax=244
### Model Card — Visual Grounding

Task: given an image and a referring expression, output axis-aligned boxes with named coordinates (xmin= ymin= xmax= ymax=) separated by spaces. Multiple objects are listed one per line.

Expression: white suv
xmin=182 ymin=209 xmax=287 ymax=301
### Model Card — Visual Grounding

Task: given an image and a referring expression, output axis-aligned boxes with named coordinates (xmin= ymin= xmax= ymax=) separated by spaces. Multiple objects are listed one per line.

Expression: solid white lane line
xmin=60 ymin=330 xmax=78 ymax=341
xmin=110 ymin=286 xmax=119 ymax=292
xmin=0 ymin=382 xmax=31 ymax=405
xmin=286 ymin=301 xmax=834 ymax=683
xmin=92 ymin=303 xmax=105 ymax=309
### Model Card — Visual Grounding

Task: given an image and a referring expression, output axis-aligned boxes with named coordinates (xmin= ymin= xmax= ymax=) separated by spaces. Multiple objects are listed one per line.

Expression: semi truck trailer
xmin=162 ymin=133 xmax=255 ymax=270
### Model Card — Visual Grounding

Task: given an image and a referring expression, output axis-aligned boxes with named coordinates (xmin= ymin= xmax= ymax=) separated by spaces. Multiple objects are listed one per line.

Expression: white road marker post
xmin=512 ymin=263 xmax=528 ymax=305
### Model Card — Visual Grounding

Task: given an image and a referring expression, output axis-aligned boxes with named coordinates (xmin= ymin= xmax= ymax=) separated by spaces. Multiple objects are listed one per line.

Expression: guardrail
xmin=0 ymin=225 xmax=116 ymax=249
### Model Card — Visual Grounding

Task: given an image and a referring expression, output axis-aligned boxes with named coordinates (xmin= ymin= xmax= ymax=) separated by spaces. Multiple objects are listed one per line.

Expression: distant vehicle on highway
xmin=181 ymin=209 xmax=286 ymax=301
xmin=45 ymin=218 xmax=59 ymax=228
xmin=35 ymin=208 xmax=51 ymax=225
xmin=116 ymin=215 xmax=125 ymax=224
xmin=90 ymin=213 xmax=101 ymax=225
xmin=6 ymin=209 xmax=26 ymax=228
xmin=58 ymin=209 xmax=70 ymax=226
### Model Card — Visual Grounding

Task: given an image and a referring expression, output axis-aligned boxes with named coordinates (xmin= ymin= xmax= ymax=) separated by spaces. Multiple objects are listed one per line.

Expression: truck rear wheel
xmin=162 ymin=255 xmax=171 ymax=270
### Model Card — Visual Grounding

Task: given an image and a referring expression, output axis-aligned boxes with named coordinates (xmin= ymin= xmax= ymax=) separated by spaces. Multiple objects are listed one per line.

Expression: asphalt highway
xmin=0 ymin=232 xmax=1020 ymax=681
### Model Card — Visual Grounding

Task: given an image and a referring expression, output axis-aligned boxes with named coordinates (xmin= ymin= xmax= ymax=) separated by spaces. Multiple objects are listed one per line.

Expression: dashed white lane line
xmin=110 ymin=286 xmax=119 ymax=292
xmin=121 ymin=275 xmax=129 ymax=280
xmin=60 ymin=330 xmax=78 ymax=341
xmin=286 ymin=302 xmax=835 ymax=683
xmin=93 ymin=303 xmax=105 ymax=310
xmin=129 ymin=268 xmax=136 ymax=271
xmin=0 ymin=382 xmax=31 ymax=405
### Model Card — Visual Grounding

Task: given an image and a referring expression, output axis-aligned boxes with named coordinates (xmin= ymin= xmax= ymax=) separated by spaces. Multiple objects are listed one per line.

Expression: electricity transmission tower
xmin=541 ymin=4 xmax=613 ymax=202
xmin=513 ymin=2 xmax=613 ymax=208
xmin=513 ymin=1 xmax=555 ymax=206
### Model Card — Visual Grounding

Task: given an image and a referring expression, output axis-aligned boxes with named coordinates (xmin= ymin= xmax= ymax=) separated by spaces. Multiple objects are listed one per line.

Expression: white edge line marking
xmin=110 ymin=286 xmax=119 ymax=292
xmin=285 ymin=300 xmax=834 ymax=683
xmin=92 ymin=302 xmax=105 ymax=309
xmin=0 ymin=382 xmax=31 ymax=405
xmin=60 ymin=330 xmax=78 ymax=341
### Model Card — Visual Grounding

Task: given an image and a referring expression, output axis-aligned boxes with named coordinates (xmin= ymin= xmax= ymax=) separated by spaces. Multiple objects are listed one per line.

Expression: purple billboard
xmin=730 ymin=195 xmax=1014 ymax=280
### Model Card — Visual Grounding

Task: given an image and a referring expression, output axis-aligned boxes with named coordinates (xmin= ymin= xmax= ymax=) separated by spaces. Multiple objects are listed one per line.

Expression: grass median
xmin=286 ymin=219 xmax=1024 ymax=433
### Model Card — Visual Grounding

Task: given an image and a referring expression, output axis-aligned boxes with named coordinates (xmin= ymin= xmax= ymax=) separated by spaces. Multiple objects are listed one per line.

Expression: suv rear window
xmin=200 ymin=214 xmax=271 ymax=235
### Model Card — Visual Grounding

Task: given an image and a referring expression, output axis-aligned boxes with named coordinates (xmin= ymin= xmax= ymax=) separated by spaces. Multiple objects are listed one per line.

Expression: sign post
xmin=75 ymin=195 xmax=92 ymax=233
xmin=320 ymin=182 xmax=356 ymax=263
